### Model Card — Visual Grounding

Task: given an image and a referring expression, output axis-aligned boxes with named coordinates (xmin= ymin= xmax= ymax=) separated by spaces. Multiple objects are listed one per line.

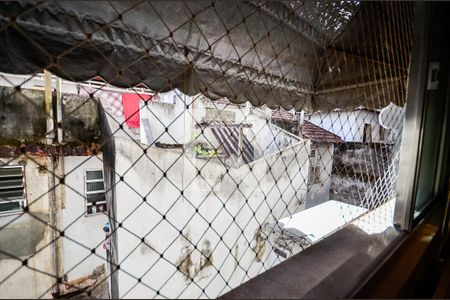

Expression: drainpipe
xmin=44 ymin=70 xmax=61 ymax=296
xmin=55 ymin=77 xmax=63 ymax=144
xmin=48 ymin=157 xmax=61 ymax=297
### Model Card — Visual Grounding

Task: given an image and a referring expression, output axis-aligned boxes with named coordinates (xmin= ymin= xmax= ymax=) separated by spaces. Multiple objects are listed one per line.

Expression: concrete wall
xmin=61 ymin=155 xmax=108 ymax=281
xmin=307 ymin=110 xmax=385 ymax=143
xmin=0 ymin=156 xmax=54 ymax=299
xmin=0 ymin=88 xmax=46 ymax=144
xmin=0 ymin=87 xmax=101 ymax=145
xmin=0 ymin=154 xmax=109 ymax=298
xmin=305 ymin=143 xmax=334 ymax=208
xmin=110 ymin=136 xmax=309 ymax=298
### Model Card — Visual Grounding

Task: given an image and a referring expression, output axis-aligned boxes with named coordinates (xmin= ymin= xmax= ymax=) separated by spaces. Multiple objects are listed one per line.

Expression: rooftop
xmin=302 ymin=120 xmax=344 ymax=144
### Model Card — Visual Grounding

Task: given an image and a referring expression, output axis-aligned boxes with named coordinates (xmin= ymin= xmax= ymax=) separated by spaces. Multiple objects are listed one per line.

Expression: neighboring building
xmin=0 ymin=81 xmax=343 ymax=299
xmin=100 ymin=91 xmax=312 ymax=298
xmin=0 ymin=87 xmax=108 ymax=298
xmin=302 ymin=121 xmax=343 ymax=208
xmin=305 ymin=108 xmax=392 ymax=143
xmin=269 ymin=108 xmax=344 ymax=208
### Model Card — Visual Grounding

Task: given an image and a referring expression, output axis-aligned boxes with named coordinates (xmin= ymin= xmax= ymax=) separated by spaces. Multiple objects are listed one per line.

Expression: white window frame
xmin=84 ymin=169 xmax=106 ymax=216
xmin=0 ymin=165 xmax=26 ymax=216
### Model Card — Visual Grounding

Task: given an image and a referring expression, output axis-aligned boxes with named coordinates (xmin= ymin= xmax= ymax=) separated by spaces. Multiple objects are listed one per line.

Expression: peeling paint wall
xmin=109 ymin=126 xmax=309 ymax=298
xmin=0 ymin=87 xmax=46 ymax=145
xmin=0 ymin=87 xmax=101 ymax=145
xmin=0 ymin=156 xmax=54 ymax=299
xmin=62 ymin=94 xmax=101 ymax=144
xmin=0 ymin=86 xmax=108 ymax=298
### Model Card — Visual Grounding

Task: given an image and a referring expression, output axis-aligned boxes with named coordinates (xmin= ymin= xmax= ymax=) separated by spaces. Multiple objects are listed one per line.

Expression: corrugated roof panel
xmin=211 ymin=126 xmax=255 ymax=164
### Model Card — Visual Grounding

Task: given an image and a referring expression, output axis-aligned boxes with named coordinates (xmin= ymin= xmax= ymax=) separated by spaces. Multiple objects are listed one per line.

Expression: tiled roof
xmin=271 ymin=109 xmax=296 ymax=121
xmin=302 ymin=121 xmax=343 ymax=144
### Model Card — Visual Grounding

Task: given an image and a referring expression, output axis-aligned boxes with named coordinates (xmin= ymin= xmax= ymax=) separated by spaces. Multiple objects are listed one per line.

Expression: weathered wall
xmin=0 ymin=156 xmax=54 ymax=299
xmin=61 ymin=155 xmax=108 ymax=281
xmin=305 ymin=143 xmax=334 ymax=208
xmin=62 ymin=94 xmax=101 ymax=144
xmin=109 ymin=134 xmax=309 ymax=298
xmin=0 ymin=87 xmax=46 ymax=144
xmin=0 ymin=87 xmax=101 ymax=145
xmin=332 ymin=143 xmax=391 ymax=181
xmin=330 ymin=176 xmax=372 ymax=207
xmin=270 ymin=118 xmax=300 ymax=136
xmin=330 ymin=143 xmax=392 ymax=206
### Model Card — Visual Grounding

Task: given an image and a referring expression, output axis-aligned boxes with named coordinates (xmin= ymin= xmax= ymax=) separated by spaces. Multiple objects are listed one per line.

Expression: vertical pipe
xmin=44 ymin=70 xmax=54 ymax=145
xmin=56 ymin=77 xmax=63 ymax=144
xmin=48 ymin=157 xmax=61 ymax=297
xmin=44 ymin=70 xmax=61 ymax=295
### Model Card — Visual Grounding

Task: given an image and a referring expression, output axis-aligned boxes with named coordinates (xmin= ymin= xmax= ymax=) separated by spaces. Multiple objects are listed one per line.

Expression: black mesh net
xmin=0 ymin=1 xmax=414 ymax=298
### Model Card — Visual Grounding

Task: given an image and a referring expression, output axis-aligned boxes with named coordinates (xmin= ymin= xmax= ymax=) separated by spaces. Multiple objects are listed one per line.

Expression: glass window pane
xmin=415 ymin=97 xmax=445 ymax=213
xmin=86 ymin=193 xmax=105 ymax=204
xmin=86 ymin=170 xmax=103 ymax=180
xmin=0 ymin=200 xmax=22 ymax=212
xmin=86 ymin=181 xmax=105 ymax=192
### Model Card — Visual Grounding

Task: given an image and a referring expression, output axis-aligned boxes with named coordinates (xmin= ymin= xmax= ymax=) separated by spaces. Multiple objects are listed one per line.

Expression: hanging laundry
xmin=122 ymin=93 xmax=152 ymax=128
xmin=139 ymin=89 xmax=193 ymax=145
xmin=80 ymin=87 xmax=123 ymax=117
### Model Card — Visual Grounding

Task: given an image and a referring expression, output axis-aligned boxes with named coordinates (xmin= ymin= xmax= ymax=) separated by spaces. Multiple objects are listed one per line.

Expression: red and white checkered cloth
xmin=79 ymin=87 xmax=123 ymax=117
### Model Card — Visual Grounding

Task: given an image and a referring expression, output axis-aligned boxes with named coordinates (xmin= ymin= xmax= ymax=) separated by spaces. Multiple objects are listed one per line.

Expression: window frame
xmin=394 ymin=1 xmax=450 ymax=230
xmin=0 ymin=165 xmax=26 ymax=216
xmin=84 ymin=169 xmax=107 ymax=216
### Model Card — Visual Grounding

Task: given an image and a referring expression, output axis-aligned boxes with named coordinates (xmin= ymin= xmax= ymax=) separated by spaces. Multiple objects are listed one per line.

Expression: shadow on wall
xmin=0 ymin=212 xmax=49 ymax=259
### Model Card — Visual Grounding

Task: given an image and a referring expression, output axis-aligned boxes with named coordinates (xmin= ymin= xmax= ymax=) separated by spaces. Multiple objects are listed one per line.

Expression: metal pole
xmin=394 ymin=2 xmax=430 ymax=230
xmin=56 ymin=77 xmax=63 ymax=144
xmin=44 ymin=70 xmax=54 ymax=145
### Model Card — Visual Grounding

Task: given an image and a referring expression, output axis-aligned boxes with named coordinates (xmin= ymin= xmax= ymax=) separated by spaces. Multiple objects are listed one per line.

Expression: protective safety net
xmin=0 ymin=1 xmax=414 ymax=298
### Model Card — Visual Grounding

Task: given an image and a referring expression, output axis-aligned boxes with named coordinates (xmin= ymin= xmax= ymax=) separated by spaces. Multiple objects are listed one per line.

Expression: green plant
xmin=194 ymin=144 xmax=217 ymax=158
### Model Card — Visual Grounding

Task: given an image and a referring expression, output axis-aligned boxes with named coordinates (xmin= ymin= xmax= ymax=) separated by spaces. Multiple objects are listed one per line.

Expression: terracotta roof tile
xmin=302 ymin=121 xmax=343 ymax=143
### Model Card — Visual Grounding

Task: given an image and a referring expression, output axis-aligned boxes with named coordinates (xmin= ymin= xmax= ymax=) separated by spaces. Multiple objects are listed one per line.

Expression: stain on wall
xmin=177 ymin=232 xmax=194 ymax=283
xmin=0 ymin=212 xmax=49 ymax=259
xmin=176 ymin=233 xmax=214 ymax=283
xmin=139 ymin=238 xmax=155 ymax=255
xmin=62 ymin=94 xmax=100 ymax=144
xmin=0 ymin=87 xmax=101 ymax=146
xmin=197 ymin=239 xmax=213 ymax=271
xmin=252 ymin=226 xmax=267 ymax=262
xmin=0 ymin=87 xmax=46 ymax=145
